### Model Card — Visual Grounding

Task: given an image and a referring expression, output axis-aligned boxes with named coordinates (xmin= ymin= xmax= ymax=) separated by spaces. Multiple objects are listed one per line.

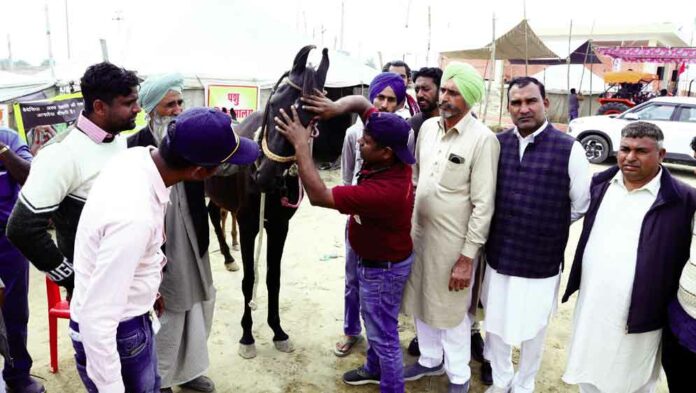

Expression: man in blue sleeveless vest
xmin=562 ymin=121 xmax=696 ymax=392
xmin=482 ymin=77 xmax=591 ymax=393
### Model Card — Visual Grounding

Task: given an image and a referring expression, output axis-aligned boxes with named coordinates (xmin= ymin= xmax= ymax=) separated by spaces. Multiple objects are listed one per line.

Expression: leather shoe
xmin=180 ymin=375 xmax=215 ymax=392
xmin=407 ymin=336 xmax=420 ymax=357
xmin=471 ymin=331 xmax=485 ymax=363
xmin=481 ymin=360 xmax=493 ymax=385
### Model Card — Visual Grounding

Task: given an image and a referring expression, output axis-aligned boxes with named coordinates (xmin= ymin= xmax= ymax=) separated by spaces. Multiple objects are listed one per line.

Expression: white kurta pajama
xmin=563 ymin=170 xmax=663 ymax=393
xmin=402 ymin=114 xmax=500 ymax=384
xmin=481 ymin=123 xmax=591 ymax=393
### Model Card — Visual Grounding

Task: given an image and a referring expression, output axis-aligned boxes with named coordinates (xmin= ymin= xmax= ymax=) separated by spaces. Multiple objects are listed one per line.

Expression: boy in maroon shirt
xmin=275 ymin=95 xmax=414 ymax=393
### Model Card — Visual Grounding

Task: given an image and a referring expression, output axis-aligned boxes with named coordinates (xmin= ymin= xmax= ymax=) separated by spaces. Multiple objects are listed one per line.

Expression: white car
xmin=567 ymin=96 xmax=696 ymax=165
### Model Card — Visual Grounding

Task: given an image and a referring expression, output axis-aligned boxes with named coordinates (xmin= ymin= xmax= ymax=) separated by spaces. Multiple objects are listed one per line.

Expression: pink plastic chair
xmin=45 ymin=277 xmax=70 ymax=373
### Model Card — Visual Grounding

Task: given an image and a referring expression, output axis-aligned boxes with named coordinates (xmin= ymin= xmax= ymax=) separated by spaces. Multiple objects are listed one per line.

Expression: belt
xmin=359 ymin=256 xmax=409 ymax=269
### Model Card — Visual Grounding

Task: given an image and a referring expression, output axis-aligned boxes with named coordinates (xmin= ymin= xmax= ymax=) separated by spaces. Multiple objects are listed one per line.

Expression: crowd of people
xmin=0 ymin=57 xmax=693 ymax=393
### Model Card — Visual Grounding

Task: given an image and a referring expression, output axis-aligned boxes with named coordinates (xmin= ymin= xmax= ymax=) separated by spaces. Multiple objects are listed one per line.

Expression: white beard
xmin=151 ymin=114 xmax=176 ymax=144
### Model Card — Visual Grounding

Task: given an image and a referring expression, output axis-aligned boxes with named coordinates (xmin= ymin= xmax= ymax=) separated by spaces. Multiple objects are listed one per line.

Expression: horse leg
xmin=207 ymin=200 xmax=234 ymax=266
xmin=231 ymin=213 xmax=240 ymax=250
xmin=237 ymin=206 xmax=259 ymax=347
xmin=264 ymin=217 xmax=290 ymax=343
xmin=220 ymin=208 xmax=228 ymax=238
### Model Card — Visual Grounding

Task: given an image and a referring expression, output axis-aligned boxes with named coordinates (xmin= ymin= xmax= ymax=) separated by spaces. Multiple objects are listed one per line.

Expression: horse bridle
xmin=257 ymin=71 xmax=304 ymax=164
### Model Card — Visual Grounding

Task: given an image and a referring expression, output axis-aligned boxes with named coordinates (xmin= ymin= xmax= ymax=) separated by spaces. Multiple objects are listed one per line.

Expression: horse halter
xmin=257 ymin=71 xmax=319 ymax=164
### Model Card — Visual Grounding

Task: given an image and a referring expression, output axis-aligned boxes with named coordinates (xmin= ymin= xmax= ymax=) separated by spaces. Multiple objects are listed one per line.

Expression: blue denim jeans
xmin=70 ymin=314 xmax=160 ymax=393
xmin=359 ymin=253 xmax=414 ymax=393
xmin=344 ymin=220 xmax=361 ymax=336
xmin=0 ymin=234 xmax=32 ymax=386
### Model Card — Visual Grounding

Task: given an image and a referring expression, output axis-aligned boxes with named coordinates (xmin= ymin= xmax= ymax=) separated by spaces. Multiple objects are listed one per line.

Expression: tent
xmin=532 ymin=64 xmax=604 ymax=94
xmin=510 ymin=39 xmax=602 ymax=65
xmin=440 ymin=20 xmax=559 ymax=61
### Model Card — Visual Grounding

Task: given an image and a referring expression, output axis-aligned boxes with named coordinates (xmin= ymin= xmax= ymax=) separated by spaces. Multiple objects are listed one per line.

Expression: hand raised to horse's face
xmin=274 ymin=106 xmax=314 ymax=150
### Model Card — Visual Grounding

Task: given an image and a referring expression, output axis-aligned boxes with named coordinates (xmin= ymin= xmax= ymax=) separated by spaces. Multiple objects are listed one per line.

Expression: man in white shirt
xmin=481 ymin=77 xmax=591 ymax=393
xmin=69 ymin=108 xmax=260 ymax=393
xmin=562 ymin=121 xmax=696 ymax=393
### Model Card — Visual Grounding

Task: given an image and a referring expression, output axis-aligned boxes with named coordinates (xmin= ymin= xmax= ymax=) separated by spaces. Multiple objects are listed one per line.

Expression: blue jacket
xmin=562 ymin=166 xmax=696 ymax=333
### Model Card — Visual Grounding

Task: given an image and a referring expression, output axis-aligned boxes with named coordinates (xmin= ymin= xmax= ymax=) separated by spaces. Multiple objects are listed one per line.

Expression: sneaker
xmin=403 ymin=361 xmax=445 ymax=381
xmin=448 ymin=381 xmax=470 ymax=393
xmin=342 ymin=366 xmax=380 ymax=385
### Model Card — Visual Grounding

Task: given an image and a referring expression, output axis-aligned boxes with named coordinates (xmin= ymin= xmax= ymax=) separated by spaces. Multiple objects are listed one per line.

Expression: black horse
xmin=205 ymin=45 xmax=329 ymax=358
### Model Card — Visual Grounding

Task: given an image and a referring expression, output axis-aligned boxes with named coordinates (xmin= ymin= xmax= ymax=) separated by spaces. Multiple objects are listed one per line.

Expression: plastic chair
xmin=45 ymin=277 xmax=70 ymax=373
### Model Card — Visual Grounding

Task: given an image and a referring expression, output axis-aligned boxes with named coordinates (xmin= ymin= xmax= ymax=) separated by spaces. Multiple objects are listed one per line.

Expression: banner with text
xmin=206 ymin=84 xmax=259 ymax=121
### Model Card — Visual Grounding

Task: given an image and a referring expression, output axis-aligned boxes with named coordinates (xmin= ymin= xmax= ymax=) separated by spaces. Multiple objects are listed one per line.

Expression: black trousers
xmin=662 ymin=326 xmax=696 ymax=393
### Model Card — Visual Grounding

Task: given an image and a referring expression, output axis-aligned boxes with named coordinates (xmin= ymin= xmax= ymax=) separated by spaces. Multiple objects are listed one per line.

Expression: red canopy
xmin=595 ymin=47 xmax=696 ymax=63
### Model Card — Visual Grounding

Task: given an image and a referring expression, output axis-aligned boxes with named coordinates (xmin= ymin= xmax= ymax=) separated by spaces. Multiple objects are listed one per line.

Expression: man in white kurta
xmin=402 ymin=62 xmax=499 ymax=393
xmin=562 ymin=169 xmax=662 ymax=393
xmin=481 ymin=78 xmax=591 ymax=393
xmin=561 ymin=122 xmax=685 ymax=393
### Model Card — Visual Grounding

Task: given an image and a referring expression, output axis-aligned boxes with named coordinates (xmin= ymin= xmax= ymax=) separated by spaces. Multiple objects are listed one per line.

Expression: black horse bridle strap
xmin=258 ymin=71 xmax=304 ymax=163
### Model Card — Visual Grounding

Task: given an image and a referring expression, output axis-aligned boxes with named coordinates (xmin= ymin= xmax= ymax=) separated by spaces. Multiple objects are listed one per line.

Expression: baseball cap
xmin=364 ymin=111 xmax=415 ymax=165
xmin=161 ymin=108 xmax=260 ymax=166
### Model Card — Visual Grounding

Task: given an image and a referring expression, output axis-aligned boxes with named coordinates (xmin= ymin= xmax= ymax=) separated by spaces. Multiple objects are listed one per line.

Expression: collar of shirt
xmin=513 ymin=120 xmax=549 ymax=144
xmin=76 ymin=112 xmax=115 ymax=143
xmin=610 ymin=167 xmax=662 ymax=196
xmin=438 ymin=111 xmax=474 ymax=136
xmin=144 ymin=147 xmax=170 ymax=205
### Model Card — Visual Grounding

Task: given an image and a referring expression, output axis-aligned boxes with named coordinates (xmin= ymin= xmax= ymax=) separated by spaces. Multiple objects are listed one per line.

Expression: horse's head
xmin=255 ymin=45 xmax=329 ymax=193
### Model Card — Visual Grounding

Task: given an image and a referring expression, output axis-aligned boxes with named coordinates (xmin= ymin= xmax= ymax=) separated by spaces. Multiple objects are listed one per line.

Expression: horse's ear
xmin=290 ymin=45 xmax=316 ymax=76
xmin=315 ymin=48 xmax=330 ymax=89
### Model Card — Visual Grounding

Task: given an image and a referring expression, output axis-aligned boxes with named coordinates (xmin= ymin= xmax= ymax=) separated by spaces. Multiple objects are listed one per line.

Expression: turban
xmin=364 ymin=111 xmax=415 ymax=164
xmin=138 ymin=73 xmax=184 ymax=114
xmin=442 ymin=62 xmax=485 ymax=106
xmin=368 ymin=72 xmax=406 ymax=105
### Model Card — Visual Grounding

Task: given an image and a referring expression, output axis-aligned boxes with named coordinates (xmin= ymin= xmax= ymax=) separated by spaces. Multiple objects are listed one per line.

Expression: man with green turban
xmin=128 ymin=74 xmax=217 ymax=393
xmin=402 ymin=61 xmax=500 ymax=393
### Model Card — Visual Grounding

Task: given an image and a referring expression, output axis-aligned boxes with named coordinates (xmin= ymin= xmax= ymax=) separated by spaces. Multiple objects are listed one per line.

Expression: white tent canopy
xmin=532 ymin=64 xmax=605 ymax=94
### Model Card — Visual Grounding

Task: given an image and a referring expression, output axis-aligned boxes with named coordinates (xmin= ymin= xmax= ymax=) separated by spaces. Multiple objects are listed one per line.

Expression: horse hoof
xmin=238 ymin=343 xmax=257 ymax=359
xmin=274 ymin=339 xmax=295 ymax=353
xmin=225 ymin=261 xmax=240 ymax=272
xmin=232 ymin=244 xmax=240 ymax=251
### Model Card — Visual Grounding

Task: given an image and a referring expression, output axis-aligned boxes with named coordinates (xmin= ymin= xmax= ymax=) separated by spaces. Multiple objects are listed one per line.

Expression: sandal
xmin=334 ymin=335 xmax=364 ymax=357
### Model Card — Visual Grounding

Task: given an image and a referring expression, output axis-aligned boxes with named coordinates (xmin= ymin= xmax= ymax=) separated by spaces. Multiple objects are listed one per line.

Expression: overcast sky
xmin=1 ymin=0 xmax=694 ymax=69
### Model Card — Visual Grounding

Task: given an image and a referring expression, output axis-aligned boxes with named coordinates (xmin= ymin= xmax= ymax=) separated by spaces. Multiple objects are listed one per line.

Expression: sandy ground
xmin=25 ymin=162 xmax=695 ymax=393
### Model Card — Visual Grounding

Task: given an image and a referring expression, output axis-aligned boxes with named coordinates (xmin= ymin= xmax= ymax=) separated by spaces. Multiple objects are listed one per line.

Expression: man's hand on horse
xmin=301 ymin=89 xmax=340 ymax=120
xmin=275 ymin=106 xmax=314 ymax=149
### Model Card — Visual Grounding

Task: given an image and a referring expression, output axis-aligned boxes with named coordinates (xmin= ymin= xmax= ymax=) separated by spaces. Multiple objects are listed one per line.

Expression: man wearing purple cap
xmin=335 ymin=72 xmax=414 ymax=358
xmin=69 ymin=108 xmax=259 ymax=393
xmin=276 ymin=97 xmax=414 ymax=393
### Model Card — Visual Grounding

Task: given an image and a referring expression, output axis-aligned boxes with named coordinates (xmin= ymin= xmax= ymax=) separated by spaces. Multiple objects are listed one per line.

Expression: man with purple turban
xmin=333 ymin=72 xmax=415 ymax=359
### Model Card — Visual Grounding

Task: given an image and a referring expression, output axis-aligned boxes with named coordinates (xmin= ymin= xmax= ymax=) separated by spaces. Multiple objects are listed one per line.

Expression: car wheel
xmin=580 ymin=134 xmax=610 ymax=164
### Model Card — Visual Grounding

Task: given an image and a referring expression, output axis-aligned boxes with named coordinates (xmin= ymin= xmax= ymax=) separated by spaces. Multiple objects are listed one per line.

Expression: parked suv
xmin=568 ymin=97 xmax=696 ymax=164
